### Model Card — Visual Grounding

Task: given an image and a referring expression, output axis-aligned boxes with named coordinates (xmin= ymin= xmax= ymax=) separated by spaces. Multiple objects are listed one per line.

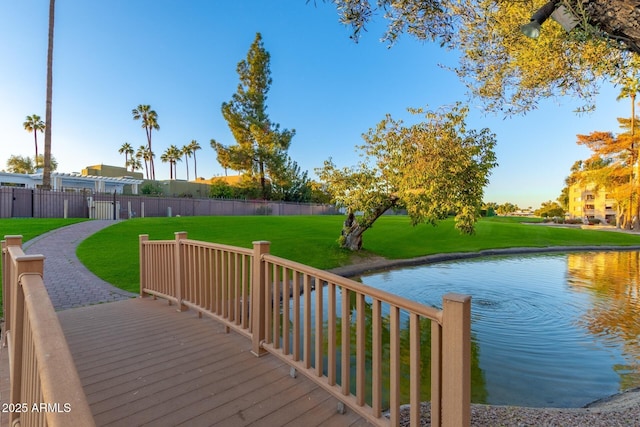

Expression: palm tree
xmin=43 ymin=0 xmax=55 ymax=190
xmin=616 ymin=73 xmax=640 ymax=229
xmin=181 ymin=144 xmax=192 ymax=181
xmin=132 ymin=105 xmax=159 ymax=180
xmin=119 ymin=142 xmax=134 ymax=170
xmin=23 ymin=114 xmax=45 ymax=163
xmin=127 ymin=157 xmax=143 ymax=174
xmin=188 ymin=140 xmax=202 ymax=179
xmin=136 ymin=145 xmax=150 ymax=179
xmin=161 ymin=145 xmax=182 ymax=179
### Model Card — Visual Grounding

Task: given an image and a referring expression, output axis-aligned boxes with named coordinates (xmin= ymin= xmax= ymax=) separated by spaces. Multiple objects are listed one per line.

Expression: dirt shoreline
xmin=329 ymin=244 xmax=640 ymax=423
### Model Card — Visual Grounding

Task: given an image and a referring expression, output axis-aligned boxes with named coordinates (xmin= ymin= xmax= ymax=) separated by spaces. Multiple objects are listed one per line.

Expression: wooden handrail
xmin=2 ymin=236 xmax=95 ymax=427
xmin=139 ymin=232 xmax=471 ymax=427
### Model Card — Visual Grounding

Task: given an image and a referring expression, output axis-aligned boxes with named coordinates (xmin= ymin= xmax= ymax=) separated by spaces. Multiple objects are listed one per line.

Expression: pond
xmin=356 ymin=251 xmax=640 ymax=408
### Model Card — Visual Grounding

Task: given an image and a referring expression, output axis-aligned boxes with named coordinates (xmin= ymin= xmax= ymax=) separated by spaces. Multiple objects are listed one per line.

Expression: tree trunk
xmin=339 ymin=198 xmax=397 ymax=251
xmin=578 ymin=0 xmax=640 ymax=53
xmin=43 ymin=0 xmax=55 ymax=190
xmin=341 ymin=212 xmax=365 ymax=250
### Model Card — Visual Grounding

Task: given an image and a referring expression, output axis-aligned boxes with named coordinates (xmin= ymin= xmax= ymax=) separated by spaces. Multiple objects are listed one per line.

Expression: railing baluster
xmin=410 ymin=313 xmax=421 ymax=427
xmin=303 ymin=273 xmax=311 ymax=369
xmin=293 ymin=272 xmax=301 ymax=361
xmin=356 ymin=292 xmax=366 ymax=406
xmin=372 ymin=298 xmax=382 ymax=417
xmin=273 ymin=264 xmax=281 ymax=348
xmin=315 ymin=276 xmax=323 ymax=377
xmin=341 ymin=287 xmax=350 ymax=396
xmin=327 ymin=282 xmax=336 ymax=386
xmin=390 ymin=305 xmax=400 ymax=427
xmin=282 ymin=267 xmax=290 ymax=355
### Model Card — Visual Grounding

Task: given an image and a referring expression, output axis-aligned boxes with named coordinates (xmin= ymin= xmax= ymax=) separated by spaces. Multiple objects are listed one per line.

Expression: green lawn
xmin=77 ymin=215 xmax=640 ymax=294
xmin=0 ymin=218 xmax=88 ymax=317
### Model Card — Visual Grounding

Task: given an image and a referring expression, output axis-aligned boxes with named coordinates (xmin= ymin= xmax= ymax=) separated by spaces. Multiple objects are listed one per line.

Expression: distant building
xmin=82 ymin=164 xmax=143 ymax=180
xmin=568 ymin=182 xmax=616 ymax=223
xmin=0 ymin=170 xmax=143 ymax=194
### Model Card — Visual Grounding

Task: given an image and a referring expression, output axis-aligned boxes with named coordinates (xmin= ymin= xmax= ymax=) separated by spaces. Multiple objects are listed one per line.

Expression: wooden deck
xmin=2 ymin=297 xmax=373 ymax=427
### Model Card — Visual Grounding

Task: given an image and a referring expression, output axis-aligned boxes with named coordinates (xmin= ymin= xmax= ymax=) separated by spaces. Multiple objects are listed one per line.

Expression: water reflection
xmin=568 ymin=252 xmax=640 ymax=390
xmin=310 ymin=290 xmax=488 ymax=408
xmin=358 ymin=251 xmax=640 ymax=408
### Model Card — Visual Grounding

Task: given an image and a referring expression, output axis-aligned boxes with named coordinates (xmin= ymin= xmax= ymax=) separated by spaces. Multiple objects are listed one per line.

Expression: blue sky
xmin=0 ymin=1 xmax=631 ymax=208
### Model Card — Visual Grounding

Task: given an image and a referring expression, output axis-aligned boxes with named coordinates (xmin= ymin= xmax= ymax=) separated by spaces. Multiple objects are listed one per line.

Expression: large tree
xmin=326 ymin=0 xmax=640 ymax=114
xmin=318 ymin=104 xmax=497 ymax=250
xmin=212 ymin=32 xmax=295 ymax=199
xmin=160 ymin=145 xmax=182 ymax=180
xmin=23 ymin=114 xmax=45 ymax=162
xmin=6 ymin=154 xmax=57 ymax=174
xmin=187 ymin=140 xmax=201 ymax=179
xmin=119 ymin=142 xmax=134 ymax=170
xmin=576 ymin=116 xmax=640 ymax=229
xmin=42 ymin=0 xmax=55 ymax=190
xmin=132 ymin=104 xmax=159 ymax=180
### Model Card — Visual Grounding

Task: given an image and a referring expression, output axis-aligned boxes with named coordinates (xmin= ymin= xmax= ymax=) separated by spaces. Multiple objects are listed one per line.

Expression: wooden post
xmin=251 ymin=241 xmax=270 ymax=357
xmin=175 ymin=232 xmax=188 ymax=311
xmin=139 ymin=235 xmax=148 ymax=297
xmin=2 ymin=235 xmax=23 ymax=347
xmin=9 ymin=254 xmax=44 ymax=427
xmin=441 ymin=293 xmax=471 ymax=427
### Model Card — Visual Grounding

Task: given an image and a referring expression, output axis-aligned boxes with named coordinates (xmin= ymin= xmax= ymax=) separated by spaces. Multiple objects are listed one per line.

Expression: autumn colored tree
xmin=318 ymin=104 xmax=497 ymax=250
xmin=325 ymin=1 xmax=640 ymax=114
xmin=576 ymin=117 xmax=640 ymax=229
xmin=212 ymin=33 xmax=295 ymax=199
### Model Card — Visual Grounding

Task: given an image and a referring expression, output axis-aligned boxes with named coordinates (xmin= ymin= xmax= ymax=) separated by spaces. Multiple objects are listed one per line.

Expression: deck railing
xmin=1 ymin=236 xmax=95 ymax=427
xmin=139 ymin=232 xmax=471 ymax=427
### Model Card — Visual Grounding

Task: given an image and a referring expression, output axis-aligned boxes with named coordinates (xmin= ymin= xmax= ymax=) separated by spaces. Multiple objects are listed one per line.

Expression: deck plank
xmin=57 ymin=298 xmax=371 ymax=427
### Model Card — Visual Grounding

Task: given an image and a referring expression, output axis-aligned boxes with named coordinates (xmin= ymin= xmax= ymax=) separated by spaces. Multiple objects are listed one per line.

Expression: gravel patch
xmin=396 ymin=388 xmax=640 ymax=426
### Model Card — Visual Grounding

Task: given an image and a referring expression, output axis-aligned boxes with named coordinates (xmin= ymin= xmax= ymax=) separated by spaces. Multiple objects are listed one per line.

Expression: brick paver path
xmin=24 ymin=220 xmax=136 ymax=310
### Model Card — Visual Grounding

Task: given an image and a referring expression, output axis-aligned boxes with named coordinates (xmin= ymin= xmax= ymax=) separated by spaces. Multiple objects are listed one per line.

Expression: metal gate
xmin=88 ymin=198 xmax=120 ymax=220
xmin=11 ymin=188 xmax=33 ymax=217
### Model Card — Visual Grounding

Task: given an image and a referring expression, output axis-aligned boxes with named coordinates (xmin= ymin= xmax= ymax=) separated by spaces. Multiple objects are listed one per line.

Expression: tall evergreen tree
xmin=212 ymin=33 xmax=295 ymax=199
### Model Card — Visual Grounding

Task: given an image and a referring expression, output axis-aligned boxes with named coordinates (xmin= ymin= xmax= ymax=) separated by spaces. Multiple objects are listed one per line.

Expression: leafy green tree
xmin=481 ymin=202 xmax=498 ymax=217
xmin=318 ymin=104 xmax=497 ymax=250
xmin=119 ymin=142 xmax=134 ymax=170
xmin=212 ymin=33 xmax=295 ymax=199
xmin=270 ymin=157 xmax=312 ymax=202
xmin=34 ymin=154 xmax=57 ymax=172
xmin=535 ymin=200 xmax=565 ymax=218
xmin=187 ymin=140 xmax=202 ymax=179
xmin=6 ymin=154 xmax=57 ymax=174
xmin=132 ymin=105 xmax=159 ymax=180
xmin=326 ymin=1 xmax=640 ymax=114
xmin=23 ymin=114 xmax=45 ymax=162
xmin=496 ymin=203 xmax=519 ymax=215
xmin=6 ymin=155 xmax=35 ymax=174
